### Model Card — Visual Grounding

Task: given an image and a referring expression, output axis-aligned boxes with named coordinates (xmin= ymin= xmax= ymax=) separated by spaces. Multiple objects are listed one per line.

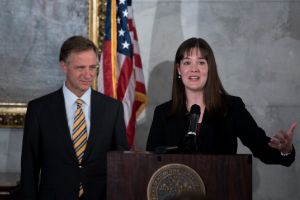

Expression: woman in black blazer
xmin=146 ymin=37 xmax=296 ymax=166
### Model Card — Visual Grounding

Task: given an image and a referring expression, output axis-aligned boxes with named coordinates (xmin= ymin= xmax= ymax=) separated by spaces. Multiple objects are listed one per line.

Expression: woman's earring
xmin=178 ymin=74 xmax=181 ymax=79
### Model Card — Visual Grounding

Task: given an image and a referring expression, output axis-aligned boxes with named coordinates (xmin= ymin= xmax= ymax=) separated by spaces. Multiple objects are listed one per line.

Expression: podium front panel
xmin=107 ymin=151 xmax=252 ymax=200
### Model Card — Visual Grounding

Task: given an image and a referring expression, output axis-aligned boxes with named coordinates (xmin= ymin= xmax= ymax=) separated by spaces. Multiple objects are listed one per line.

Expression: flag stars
xmin=122 ymin=9 xmax=128 ymax=18
xmin=119 ymin=0 xmax=126 ymax=5
xmin=118 ymin=28 xmax=125 ymax=37
xmin=122 ymin=41 xmax=130 ymax=49
xmin=117 ymin=17 xmax=121 ymax=24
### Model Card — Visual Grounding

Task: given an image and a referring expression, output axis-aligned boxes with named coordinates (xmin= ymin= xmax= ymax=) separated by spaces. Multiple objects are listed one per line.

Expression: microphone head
xmin=190 ymin=104 xmax=200 ymax=115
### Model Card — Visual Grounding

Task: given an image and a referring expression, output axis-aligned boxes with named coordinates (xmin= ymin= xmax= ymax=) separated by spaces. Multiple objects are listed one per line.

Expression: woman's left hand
xmin=268 ymin=121 xmax=297 ymax=154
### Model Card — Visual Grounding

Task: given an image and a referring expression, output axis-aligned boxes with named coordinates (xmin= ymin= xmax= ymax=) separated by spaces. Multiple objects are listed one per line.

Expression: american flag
xmin=98 ymin=0 xmax=147 ymax=148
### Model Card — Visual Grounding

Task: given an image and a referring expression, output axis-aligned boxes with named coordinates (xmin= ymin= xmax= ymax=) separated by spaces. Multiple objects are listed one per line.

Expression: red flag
xmin=98 ymin=0 xmax=147 ymax=148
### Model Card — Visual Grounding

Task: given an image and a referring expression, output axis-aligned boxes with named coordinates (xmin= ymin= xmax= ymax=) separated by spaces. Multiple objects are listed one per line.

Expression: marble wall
xmin=0 ymin=0 xmax=299 ymax=199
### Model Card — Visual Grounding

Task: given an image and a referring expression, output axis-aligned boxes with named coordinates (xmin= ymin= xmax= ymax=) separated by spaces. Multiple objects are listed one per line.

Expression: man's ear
xmin=60 ymin=61 xmax=68 ymax=74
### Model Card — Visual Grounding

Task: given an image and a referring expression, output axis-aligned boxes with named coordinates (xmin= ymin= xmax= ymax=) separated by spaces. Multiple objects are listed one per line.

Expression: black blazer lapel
xmin=51 ymin=89 xmax=78 ymax=162
xmin=82 ymin=90 xmax=105 ymax=162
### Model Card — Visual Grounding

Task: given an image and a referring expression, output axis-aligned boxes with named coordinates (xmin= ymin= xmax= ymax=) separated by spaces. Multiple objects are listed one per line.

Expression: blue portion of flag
xmin=117 ymin=0 xmax=132 ymax=57
xmin=104 ymin=0 xmax=112 ymax=40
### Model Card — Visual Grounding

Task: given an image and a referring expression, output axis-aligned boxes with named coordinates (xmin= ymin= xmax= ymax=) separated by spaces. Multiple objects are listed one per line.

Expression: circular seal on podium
xmin=147 ymin=163 xmax=206 ymax=200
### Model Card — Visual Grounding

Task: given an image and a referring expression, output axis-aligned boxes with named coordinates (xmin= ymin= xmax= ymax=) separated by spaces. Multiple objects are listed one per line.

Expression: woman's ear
xmin=176 ymin=63 xmax=181 ymax=75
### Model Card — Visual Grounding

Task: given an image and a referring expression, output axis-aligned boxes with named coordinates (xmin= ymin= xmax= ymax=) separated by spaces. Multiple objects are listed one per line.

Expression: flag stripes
xmin=98 ymin=0 xmax=147 ymax=148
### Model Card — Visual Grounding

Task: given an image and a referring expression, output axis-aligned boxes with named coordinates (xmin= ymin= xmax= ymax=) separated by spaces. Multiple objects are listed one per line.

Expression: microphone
xmin=180 ymin=104 xmax=201 ymax=152
xmin=154 ymin=146 xmax=179 ymax=154
xmin=154 ymin=104 xmax=201 ymax=154
xmin=187 ymin=104 xmax=201 ymax=136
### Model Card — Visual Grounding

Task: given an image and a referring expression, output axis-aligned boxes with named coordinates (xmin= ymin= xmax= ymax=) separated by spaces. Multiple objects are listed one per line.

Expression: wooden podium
xmin=107 ymin=151 xmax=252 ymax=200
xmin=0 ymin=173 xmax=19 ymax=200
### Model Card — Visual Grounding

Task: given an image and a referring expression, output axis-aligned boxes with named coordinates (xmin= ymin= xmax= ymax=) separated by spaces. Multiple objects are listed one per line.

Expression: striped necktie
xmin=72 ymin=99 xmax=88 ymax=197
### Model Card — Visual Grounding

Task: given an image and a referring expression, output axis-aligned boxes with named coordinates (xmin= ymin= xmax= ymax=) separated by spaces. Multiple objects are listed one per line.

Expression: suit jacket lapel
xmin=51 ymin=89 xmax=78 ymax=162
xmin=82 ymin=90 xmax=103 ymax=162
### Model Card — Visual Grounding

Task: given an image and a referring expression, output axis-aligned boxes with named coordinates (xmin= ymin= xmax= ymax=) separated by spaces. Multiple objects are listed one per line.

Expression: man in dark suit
xmin=20 ymin=36 xmax=128 ymax=200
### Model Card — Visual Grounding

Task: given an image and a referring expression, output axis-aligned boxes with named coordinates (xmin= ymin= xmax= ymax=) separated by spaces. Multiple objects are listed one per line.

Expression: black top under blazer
xmin=20 ymin=89 xmax=128 ymax=200
xmin=146 ymin=95 xmax=295 ymax=166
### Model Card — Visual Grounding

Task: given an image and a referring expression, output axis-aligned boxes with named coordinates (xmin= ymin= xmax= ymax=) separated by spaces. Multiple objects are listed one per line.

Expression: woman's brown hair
xmin=170 ymin=37 xmax=228 ymax=116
